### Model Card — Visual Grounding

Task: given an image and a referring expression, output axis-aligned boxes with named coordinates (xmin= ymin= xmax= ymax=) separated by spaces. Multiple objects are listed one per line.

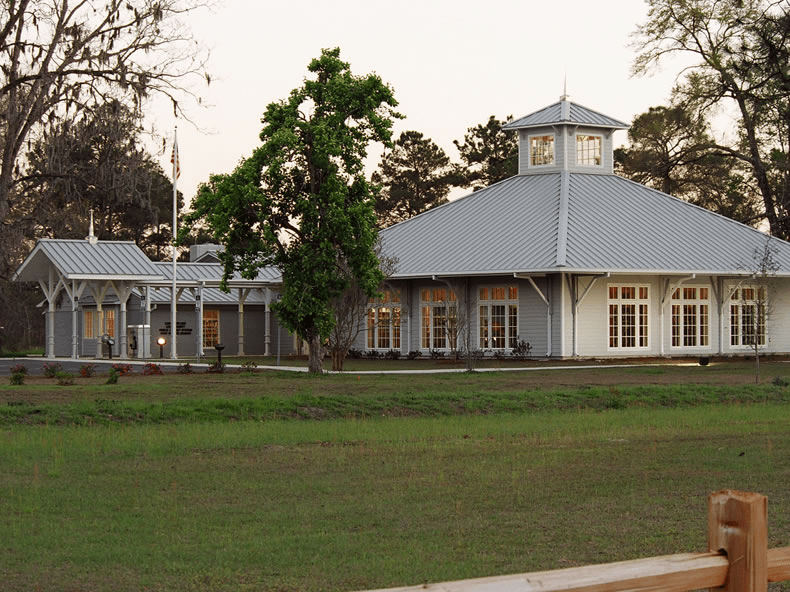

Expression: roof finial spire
xmin=86 ymin=211 xmax=98 ymax=244
xmin=560 ymin=74 xmax=570 ymax=102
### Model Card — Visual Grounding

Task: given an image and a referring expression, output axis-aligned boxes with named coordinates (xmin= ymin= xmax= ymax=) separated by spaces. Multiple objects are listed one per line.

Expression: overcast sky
xmin=155 ymin=0 xmax=687 ymax=206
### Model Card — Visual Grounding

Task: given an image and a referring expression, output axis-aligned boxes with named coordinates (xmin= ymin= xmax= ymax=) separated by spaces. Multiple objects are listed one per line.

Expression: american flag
xmin=171 ymin=138 xmax=180 ymax=180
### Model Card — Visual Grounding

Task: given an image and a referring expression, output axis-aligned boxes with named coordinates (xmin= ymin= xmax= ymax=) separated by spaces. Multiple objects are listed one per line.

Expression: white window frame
xmin=479 ymin=286 xmax=519 ymax=350
xmin=670 ymin=286 xmax=710 ymax=349
xmin=576 ymin=134 xmax=603 ymax=166
xmin=608 ymin=285 xmax=650 ymax=350
xmin=367 ymin=290 xmax=401 ymax=350
xmin=420 ymin=288 xmax=457 ymax=350
xmin=729 ymin=286 xmax=766 ymax=348
xmin=529 ymin=134 xmax=555 ymax=166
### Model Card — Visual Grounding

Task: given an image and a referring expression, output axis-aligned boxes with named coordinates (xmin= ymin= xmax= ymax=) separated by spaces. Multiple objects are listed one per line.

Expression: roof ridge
xmin=556 ymin=171 xmax=569 ymax=267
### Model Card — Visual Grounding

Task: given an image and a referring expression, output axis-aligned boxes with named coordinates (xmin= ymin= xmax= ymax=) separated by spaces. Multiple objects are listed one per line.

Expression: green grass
xmin=2 ymin=363 xmax=790 ymax=591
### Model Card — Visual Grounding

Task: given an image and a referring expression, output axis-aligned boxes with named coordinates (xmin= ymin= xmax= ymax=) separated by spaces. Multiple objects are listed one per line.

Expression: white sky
xmin=155 ymin=0 xmax=686 ymax=206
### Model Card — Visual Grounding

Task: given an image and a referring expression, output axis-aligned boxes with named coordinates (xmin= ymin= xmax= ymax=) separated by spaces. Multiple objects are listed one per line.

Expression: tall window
xmin=203 ymin=309 xmax=219 ymax=348
xmin=367 ymin=290 xmax=401 ymax=350
xmin=420 ymin=288 xmax=457 ymax=349
xmin=479 ymin=286 xmax=519 ymax=349
xmin=84 ymin=310 xmax=114 ymax=338
xmin=576 ymin=134 xmax=602 ymax=165
xmin=730 ymin=287 xmax=766 ymax=347
xmin=608 ymin=285 xmax=649 ymax=349
xmin=671 ymin=287 xmax=709 ymax=348
xmin=530 ymin=134 xmax=555 ymax=166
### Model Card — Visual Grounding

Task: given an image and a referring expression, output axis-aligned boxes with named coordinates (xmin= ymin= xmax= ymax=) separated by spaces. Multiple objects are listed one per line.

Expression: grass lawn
xmin=2 ymin=359 xmax=790 ymax=591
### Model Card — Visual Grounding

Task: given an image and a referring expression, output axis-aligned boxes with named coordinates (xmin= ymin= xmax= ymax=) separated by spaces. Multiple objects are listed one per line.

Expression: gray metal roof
xmin=151 ymin=261 xmax=281 ymax=284
xmin=503 ymin=99 xmax=629 ymax=131
xmin=13 ymin=238 xmax=162 ymax=282
xmin=380 ymin=173 xmax=790 ymax=278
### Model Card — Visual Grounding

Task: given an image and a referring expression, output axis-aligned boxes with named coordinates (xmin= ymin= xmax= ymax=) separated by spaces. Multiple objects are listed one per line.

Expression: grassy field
xmin=2 ymin=359 xmax=790 ymax=591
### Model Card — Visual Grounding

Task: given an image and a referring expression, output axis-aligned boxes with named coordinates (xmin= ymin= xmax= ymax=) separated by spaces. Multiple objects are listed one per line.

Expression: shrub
xmin=10 ymin=363 xmax=27 ymax=375
xmin=207 ymin=361 xmax=225 ymax=373
xmin=511 ymin=339 xmax=532 ymax=360
xmin=177 ymin=362 xmax=193 ymax=374
xmin=347 ymin=348 xmax=363 ymax=359
xmin=111 ymin=363 xmax=133 ymax=376
xmin=241 ymin=360 xmax=258 ymax=372
xmin=429 ymin=348 xmax=445 ymax=359
xmin=385 ymin=349 xmax=401 ymax=360
xmin=42 ymin=361 xmax=63 ymax=378
xmin=772 ymin=376 xmax=790 ymax=387
xmin=10 ymin=372 xmax=25 ymax=385
xmin=407 ymin=350 xmax=422 ymax=360
xmin=55 ymin=371 xmax=75 ymax=386
xmin=79 ymin=363 xmax=97 ymax=378
xmin=106 ymin=368 xmax=119 ymax=384
xmin=365 ymin=349 xmax=382 ymax=359
xmin=143 ymin=363 xmax=163 ymax=375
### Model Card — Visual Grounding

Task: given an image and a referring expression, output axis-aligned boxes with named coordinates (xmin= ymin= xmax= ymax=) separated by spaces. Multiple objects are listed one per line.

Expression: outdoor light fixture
xmin=157 ymin=336 xmax=167 ymax=359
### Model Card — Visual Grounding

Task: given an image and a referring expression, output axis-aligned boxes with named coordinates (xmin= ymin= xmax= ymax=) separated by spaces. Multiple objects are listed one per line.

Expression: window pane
xmin=479 ymin=305 xmax=489 ymax=348
xmin=491 ymin=305 xmax=505 ymax=349
xmin=203 ymin=310 xmax=219 ymax=348
xmin=576 ymin=134 xmax=602 ymax=165
xmin=433 ymin=305 xmax=446 ymax=349
xmin=508 ymin=304 xmax=518 ymax=349
xmin=392 ymin=308 xmax=401 ymax=349
xmin=509 ymin=286 xmax=518 ymax=300
xmin=421 ymin=306 xmax=431 ymax=349
xmin=479 ymin=287 xmax=488 ymax=300
xmin=367 ymin=309 xmax=375 ymax=349
xmin=531 ymin=135 xmax=555 ymax=166
xmin=492 ymin=287 xmax=505 ymax=300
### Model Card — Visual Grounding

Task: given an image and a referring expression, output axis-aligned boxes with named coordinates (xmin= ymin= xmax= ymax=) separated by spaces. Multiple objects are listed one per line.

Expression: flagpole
xmin=171 ymin=126 xmax=179 ymax=359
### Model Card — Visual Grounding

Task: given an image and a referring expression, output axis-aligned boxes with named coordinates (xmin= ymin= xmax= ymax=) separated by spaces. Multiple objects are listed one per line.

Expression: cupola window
xmin=576 ymin=134 xmax=602 ymax=166
xmin=530 ymin=134 xmax=555 ymax=166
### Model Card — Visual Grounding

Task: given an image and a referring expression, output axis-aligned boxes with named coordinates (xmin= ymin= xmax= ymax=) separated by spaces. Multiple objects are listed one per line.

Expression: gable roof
xmin=380 ymin=172 xmax=790 ymax=278
xmin=503 ymin=99 xmax=629 ymax=131
xmin=12 ymin=238 xmax=162 ymax=282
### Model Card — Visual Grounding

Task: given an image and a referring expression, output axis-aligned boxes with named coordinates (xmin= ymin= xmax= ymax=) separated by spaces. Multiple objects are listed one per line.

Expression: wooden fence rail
xmin=358 ymin=491 xmax=790 ymax=592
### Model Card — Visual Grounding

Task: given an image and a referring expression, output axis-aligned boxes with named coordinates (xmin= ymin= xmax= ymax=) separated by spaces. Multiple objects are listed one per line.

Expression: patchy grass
xmin=2 ymin=359 xmax=790 ymax=591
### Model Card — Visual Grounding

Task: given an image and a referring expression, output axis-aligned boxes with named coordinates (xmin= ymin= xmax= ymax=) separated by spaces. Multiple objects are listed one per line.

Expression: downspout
xmin=264 ymin=288 xmax=272 ymax=357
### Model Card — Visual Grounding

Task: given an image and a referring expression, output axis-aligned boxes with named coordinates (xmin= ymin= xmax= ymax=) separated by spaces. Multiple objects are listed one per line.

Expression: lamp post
xmin=157 ymin=336 xmax=167 ymax=359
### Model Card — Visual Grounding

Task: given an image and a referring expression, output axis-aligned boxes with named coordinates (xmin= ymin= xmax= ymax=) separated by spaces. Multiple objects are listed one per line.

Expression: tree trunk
xmin=331 ymin=348 xmax=345 ymax=372
xmin=307 ymin=333 xmax=324 ymax=374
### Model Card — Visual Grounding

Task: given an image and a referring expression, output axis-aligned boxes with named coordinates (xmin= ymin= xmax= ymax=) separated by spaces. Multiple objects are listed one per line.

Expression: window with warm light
xmin=367 ymin=290 xmax=401 ymax=350
xmin=203 ymin=309 xmax=219 ymax=348
xmin=420 ymin=288 xmax=457 ymax=350
xmin=530 ymin=134 xmax=555 ymax=166
xmin=576 ymin=134 xmax=602 ymax=166
xmin=608 ymin=285 xmax=649 ymax=349
xmin=730 ymin=286 xmax=766 ymax=347
xmin=479 ymin=286 xmax=519 ymax=349
xmin=671 ymin=287 xmax=710 ymax=348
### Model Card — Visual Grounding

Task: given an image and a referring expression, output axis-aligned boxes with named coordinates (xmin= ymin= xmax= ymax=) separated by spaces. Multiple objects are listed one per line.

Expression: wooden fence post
xmin=708 ymin=490 xmax=768 ymax=592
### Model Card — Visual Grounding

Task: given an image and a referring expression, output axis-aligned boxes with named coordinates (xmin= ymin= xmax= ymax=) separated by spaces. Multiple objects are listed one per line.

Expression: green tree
xmin=372 ymin=130 xmax=454 ymax=227
xmin=183 ymin=48 xmax=400 ymax=373
xmin=632 ymin=0 xmax=790 ymax=237
xmin=615 ymin=104 xmax=761 ymax=225
xmin=453 ymin=115 xmax=518 ymax=190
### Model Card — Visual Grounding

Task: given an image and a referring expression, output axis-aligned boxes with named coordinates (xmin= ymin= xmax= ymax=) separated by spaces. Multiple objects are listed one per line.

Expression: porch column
xmin=237 ymin=288 xmax=251 ymax=356
xmin=72 ymin=295 xmax=79 ymax=359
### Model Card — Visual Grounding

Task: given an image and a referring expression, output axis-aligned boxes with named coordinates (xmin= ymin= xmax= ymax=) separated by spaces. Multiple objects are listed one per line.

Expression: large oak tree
xmin=184 ymin=48 xmax=400 ymax=373
xmin=633 ymin=0 xmax=790 ymax=237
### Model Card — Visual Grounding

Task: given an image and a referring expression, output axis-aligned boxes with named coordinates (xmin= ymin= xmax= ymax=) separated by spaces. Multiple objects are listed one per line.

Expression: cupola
xmin=503 ymin=94 xmax=628 ymax=175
